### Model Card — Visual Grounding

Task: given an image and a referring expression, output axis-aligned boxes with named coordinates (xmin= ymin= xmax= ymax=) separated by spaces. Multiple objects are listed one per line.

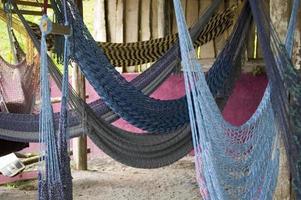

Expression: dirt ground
xmin=0 ymin=155 xmax=201 ymax=200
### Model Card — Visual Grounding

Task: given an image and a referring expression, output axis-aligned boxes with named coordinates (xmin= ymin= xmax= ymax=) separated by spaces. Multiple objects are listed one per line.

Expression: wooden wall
xmin=93 ymin=0 xmax=299 ymax=71
xmin=93 ymin=0 xmax=239 ymax=71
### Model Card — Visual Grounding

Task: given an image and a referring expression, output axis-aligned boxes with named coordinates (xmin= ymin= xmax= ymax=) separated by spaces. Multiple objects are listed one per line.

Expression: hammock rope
xmin=38 ymin=15 xmax=64 ymax=200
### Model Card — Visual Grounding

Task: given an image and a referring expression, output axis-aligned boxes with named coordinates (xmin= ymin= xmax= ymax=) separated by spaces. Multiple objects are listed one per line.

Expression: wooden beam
xmin=12 ymin=10 xmax=43 ymax=16
xmin=72 ymin=0 xmax=87 ymax=171
xmin=14 ymin=0 xmax=52 ymax=8
xmin=40 ymin=17 xmax=71 ymax=35
xmin=0 ymin=171 xmax=37 ymax=185
xmin=35 ymin=95 xmax=89 ymax=105
xmin=0 ymin=8 xmax=27 ymax=36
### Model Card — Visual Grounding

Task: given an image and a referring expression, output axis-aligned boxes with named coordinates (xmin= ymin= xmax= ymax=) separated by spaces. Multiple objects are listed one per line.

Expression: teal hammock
xmin=174 ymin=0 xmax=279 ymax=199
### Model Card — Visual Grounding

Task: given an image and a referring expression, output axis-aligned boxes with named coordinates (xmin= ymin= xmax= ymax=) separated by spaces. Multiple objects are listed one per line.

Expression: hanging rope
xmin=57 ymin=0 xmax=72 ymax=198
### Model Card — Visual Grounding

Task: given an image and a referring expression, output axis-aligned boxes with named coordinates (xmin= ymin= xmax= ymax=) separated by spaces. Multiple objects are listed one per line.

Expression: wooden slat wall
xmin=199 ymin=0 xmax=215 ymax=59
xmin=94 ymin=0 xmax=263 ymax=71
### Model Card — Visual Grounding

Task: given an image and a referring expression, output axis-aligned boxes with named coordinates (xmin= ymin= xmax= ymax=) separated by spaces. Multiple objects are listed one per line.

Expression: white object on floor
xmin=0 ymin=153 xmax=25 ymax=177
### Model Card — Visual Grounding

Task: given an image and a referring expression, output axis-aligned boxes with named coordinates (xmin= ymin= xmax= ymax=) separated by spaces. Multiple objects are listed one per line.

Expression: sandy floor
xmin=0 ymin=155 xmax=201 ymax=200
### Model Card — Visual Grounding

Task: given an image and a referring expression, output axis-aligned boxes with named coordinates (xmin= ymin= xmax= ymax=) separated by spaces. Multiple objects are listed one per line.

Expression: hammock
xmin=0 ymin=15 xmax=39 ymax=155
xmin=0 ymin=56 xmax=38 ymax=113
xmin=29 ymin=7 xmax=235 ymax=66
xmin=62 ymin=0 xmax=242 ymax=132
xmin=250 ymin=0 xmax=301 ymax=197
xmin=0 ymin=0 xmax=250 ymax=169
xmin=174 ymin=1 xmax=280 ymax=199
xmin=0 ymin=55 xmax=38 ymax=156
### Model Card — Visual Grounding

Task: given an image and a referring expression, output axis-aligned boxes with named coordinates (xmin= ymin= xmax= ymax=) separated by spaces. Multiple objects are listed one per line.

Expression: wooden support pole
xmin=270 ymin=1 xmax=292 ymax=199
xmin=93 ymin=0 xmax=107 ymax=42
xmin=72 ymin=0 xmax=87 ymax=171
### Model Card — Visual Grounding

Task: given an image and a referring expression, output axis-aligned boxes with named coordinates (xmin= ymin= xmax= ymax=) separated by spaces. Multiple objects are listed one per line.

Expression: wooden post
xmin=125 ymin=0 xmax=139 ymax=72
xmin=93 ymin=0 xmax=107 ymax=42
xmin=72 ymin=0 xmax=87 ymax=170
xmin=157 ymin=0 xmax=165 ymax=38
xmin=140 ymin=1 xmax=151 ymax=41
xmin=270 ymin=1 xmax=292 ymax=199
xmin=140 ymin=0 xmax=151 ymax=72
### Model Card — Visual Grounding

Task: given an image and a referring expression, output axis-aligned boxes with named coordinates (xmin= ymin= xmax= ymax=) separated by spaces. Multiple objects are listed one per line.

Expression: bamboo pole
xmin=72 ymin=0 xmax=87 ymax=171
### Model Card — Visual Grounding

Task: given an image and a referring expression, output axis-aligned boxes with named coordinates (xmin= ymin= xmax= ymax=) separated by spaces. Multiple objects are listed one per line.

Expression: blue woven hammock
xmin=64 ymin=0 xmax=240 ymax=133
xmin=174 ymin=1 xmax=279 ymax=199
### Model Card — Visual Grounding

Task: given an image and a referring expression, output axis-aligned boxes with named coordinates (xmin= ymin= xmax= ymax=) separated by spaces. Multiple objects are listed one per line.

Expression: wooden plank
xmin=199 ymin=0 xmax=215 ymax=59
xmin=157 ymin=0 xmax=165 ymax=37
xmin=115 ymin=0 xmax=124 ymax=43
xmin=12 ymin=10 xmax=43 ymax=16
xmin=0 ymin=171 xmax=37 ymax=185
xmin=152 ymin=0 xmax=159 ymax=38
xmin=213 ymin=0 xmax=226 ymax=57
xmin=140 ymin=0 xmax=151 ymax=41
xmin=125 ymin=0 xmax=139 ymax=42
xmin=171 ymin=0 xmax=186 ymax=34
xmin=93 ymin=0 xmax=107 ymax=41
xmin=186 ymin=0 xmax=199 ymax=27
xmin=106 ymin=0 xmax=117 ymax=41
xmin=72 ymin=0 xmax=87 ymax=171
xmin=14 ymin=0 xmax=51 ymax=8
xmin=140 ymin=0 xmax=151 ymax=72
xmin=164 ymin=0 xmax=172 ymax=36
xmin=125 ymin=0 xmax=139 ymax=72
